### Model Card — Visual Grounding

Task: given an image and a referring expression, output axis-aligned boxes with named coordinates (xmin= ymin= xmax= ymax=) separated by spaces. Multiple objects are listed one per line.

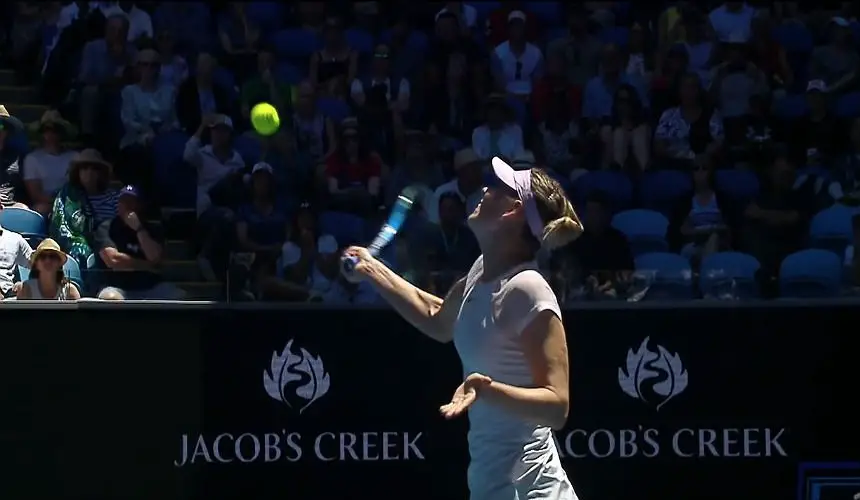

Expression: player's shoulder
xmin=502 ymin=267 xmax=555 ymax=299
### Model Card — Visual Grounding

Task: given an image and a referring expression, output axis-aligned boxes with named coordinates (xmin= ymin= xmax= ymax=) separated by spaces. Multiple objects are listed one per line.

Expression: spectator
xmin=788 ymin=80 xmax=844 ymax=167
xmin=651 ymin=44 xmax=690 ymax=115
xmin=809 ymin=17 xmax=860 ymax=93
xmin=625 ymin=23 xmax=655 ymax=84
xmin=50 ymin=149 xmax=118 ymax=268
xmin=655 ymin=72 xmax=724 ymax=169
xmin=23 ymin=110 xmax=78 ymax=216
xmin=486 ymin=1 xmax=540 ymax=47
xmin=97 ymin=185 xmax=185 ymax=300
xmin=154 ymin=29 xmax=188 ymax=89
xmin=9 ymin=2 xmax=43 ymax=82
xmin=176 ymin=53 xmax=235 ymax=133
xmin=565 ymin=191 xmax=634 ymax=296
xmin=385 ymin=13 xmax=424 ymax=80
xmin=471 ymin=93 xmax=524 ymax=159
xmin=709 ymin=36 xmax=769 ymax=121
xmin=101 ymin=1 xmax=153 ymax=43
xmin=491 ymin=10 xmax=544 ymax=99
xmin=235 ymin=163 xmax=290 ymax=267
xmin=678 ymin=10 xmax=714 ymax=83
xmin=601 ymin=83 xmax=650 ymax=171
xmin=727 ymin=92 xmax=776 ymax=168
xmin=435 ymin=2 xmax=478 ymax=33
xmin=531 ymin=50 xmax=581 ymax=125
xmin=749 ymin=12 xmax=794 ymax=94
xmin=426 ymin=52 xmax=478 ymax=148
xmin=742 ymin=152 xmax=811 ymax=279
xmin=427 ymin=148 xmax=484 ymax=224
xmin=0 ymin=214 xmax=33 ymax=299
xmin=425 ymin=11 xmax=483 ymax=89
xmin=218 ymin=3 xmax=261 ymax=80
xmin=708 ymin=2 xmax=755 ymax=43
xmin=292 ymin=81 xmax=337 ymax=164
xmin=675 ymin=159 xmax=732 ymax=260
xmin=183 ymin=114 xmax=246 ymax=217
xmin=240 ymin=44 xmax=292 ymax=126
xmin=78 ymin=14 xmax=135 ymax=142
xmin=309 ymin=17 xmax=357 ymax=97
xmin=582 ymin=43 xmax=649 ymax=124
xmin=0 ymin=106 xmax=27 ymax=209
xmin=324 ymin=118 xmax=382 ymax=215
xmin=15 ymin=238 xmax=80 ymax=300
xmin=547 ymin=6 xmax=602 ymax=88
xmin=425 ymin=191 xmax=480 ymax=279
xmin=535 ymin=100 xmax=581 ymax=177
xmin=152 ymin=2 xmax=210 ymax=54
xmin=97 ymin=286 xmax=125 ymax=300
xmin=827 ymin=116 xmax=860 ymax=204
xmin=351 ymin=44 xmax=411 ymax=113
xmin=386 ymin=130 xmax=444 ymax=211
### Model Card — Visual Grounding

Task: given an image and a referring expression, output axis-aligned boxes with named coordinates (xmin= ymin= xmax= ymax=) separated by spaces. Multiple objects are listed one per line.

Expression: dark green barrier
xmin=0 ymin=302 xmax=857 ymax=500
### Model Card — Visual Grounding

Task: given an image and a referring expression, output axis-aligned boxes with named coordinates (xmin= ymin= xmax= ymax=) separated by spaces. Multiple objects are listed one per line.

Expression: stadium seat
xmin=272 ymin=29 xmax=321 ymax=58
xmin=345 ymin=28 xmax=374 ymax=54
xmin=611 ymin=209 xmax=670 ymax=256
xmin=699 ymin=252 xmax=761 ymax=298
xmin=773 ymin=94 xmax=808 ymax=118
xmin=779 ymin=249 xmax=842 ymax=298
xmin=633 ymin=252 xmax=693 ymax=298
xmin=523 ymin=2 xmax=561 ymax=24
xmin=572 ymin=171 xmax=634 ymax=211
xmin=640 ymin=170 xmax=692 ymax=215
xmin=316 ymin=97 xmax=351 ymax=123
xmin=809 ymin=204 xmax=855 ymax=255
xmin=63 ymin=254 xmax=84 ymax=292
xmin=233 ymin=135 xmax=262 ymax=166
xmin=153 ymin=131 xmax=195 ymax=208
xmin=715 ymin=169 xmax=759 ymax=204
xmin=275 ymin=61 xmax=305 ymax=85
xmin=0 ymin=207 xmax=46 ymax=238
xmin=319 ymin=211 xmax=366 ymax=246
xmin=379 ymin=30 xmax=428 ymax=52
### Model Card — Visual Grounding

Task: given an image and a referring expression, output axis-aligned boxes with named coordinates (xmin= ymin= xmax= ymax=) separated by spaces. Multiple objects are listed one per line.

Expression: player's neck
xmin=480 ymin=250 xmax=531 ymax=283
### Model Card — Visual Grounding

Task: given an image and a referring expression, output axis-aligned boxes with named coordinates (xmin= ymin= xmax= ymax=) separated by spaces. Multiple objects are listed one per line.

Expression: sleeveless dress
xmin=22 ymin=279 xmax=73 ymax=300
xmin=453 ymin=256 xmax=579 ymax=500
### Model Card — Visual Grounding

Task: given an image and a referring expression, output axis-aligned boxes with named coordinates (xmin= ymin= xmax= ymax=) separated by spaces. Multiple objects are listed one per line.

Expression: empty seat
xmin=779 ymin=249 xmax=842 ymax=298
xmin=640 ymin=170 xmax=692 ymax=215
xmin=809 ymin=204 xmax=855 ymax=255
xmin=633 ymin=252 xmax=693 ymax=299
xmin=611 ymin=209 xmax=670 ymax=256
xmin=572 ymin=171 xmax=634 ymax=211
xmin=0 ymin=207 xmax=46 ymax=238
xmin=319 ymin=211 xmax=366 ymax=246
xmin=699 ymin=251 xmax=761 ymax=298
xmin=272 ymin=29 xmax=321 ymax=58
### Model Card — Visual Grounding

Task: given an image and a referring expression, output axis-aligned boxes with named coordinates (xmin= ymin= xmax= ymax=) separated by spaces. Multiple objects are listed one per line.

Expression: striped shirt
xmin=87 ymin=191 xmax=119 ymax=224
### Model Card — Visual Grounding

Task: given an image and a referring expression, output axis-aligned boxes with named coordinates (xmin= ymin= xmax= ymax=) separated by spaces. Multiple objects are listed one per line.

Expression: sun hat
xmin=29 ymin=238 xmax=68 ymax=267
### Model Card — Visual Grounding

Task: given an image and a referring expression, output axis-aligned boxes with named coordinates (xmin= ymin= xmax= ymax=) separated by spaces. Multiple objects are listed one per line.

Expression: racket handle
xmin=341 ymin=255 xmax=360 ymax=274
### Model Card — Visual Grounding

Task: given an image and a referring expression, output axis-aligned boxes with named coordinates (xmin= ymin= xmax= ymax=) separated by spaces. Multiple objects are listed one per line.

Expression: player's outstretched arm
xmin=343 ymin=246 xmax=465 ymax=343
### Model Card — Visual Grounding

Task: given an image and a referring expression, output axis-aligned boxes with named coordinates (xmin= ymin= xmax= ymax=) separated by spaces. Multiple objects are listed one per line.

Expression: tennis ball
xmin=251 ymin=103 xmax=280 ymax=136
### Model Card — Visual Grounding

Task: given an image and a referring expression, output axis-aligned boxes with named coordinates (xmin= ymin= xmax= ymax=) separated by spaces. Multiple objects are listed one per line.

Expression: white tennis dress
xmin=453 ymin=256 xmax=579 ymax=500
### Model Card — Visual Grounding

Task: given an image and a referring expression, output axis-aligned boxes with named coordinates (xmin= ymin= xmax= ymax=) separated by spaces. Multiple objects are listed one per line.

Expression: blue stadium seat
xmin=213 ymin=67 xmax=238 ymax=99
xmin=0 ymin=207 xmax=46 ymax=238
xmin=523 ymin=2 xmax=561 ymax=24
xmin=572 ymin=171 xmax=634 ymax=211
xmin=379 ymin=30 xmax=429 ymax=53
xmin=275 ymin=61 xmax=305 ymax=85
xmin=773 ymin=94 xmax=808 ymax=118
xmin=715 ymin=169 xmax=759 ymax=204
xmin=699 ymin=251 xmax=761 ymax=298
xmin=809 ymin=204 xmax=855 ymax=255
xmin=233 ymin=135 xmax=262 ymax=166
xmin=771 ymin=23 xmax=813 ymax=54
xmin=633 ymin=252 xmax=693 ymax=299
xmin=16 ymin=265 xmax=29 ymax=282
xmin=779 ymin=249 xmax=842 ymax=298
xmin=153 ymin=131 xmax=195 ymax=208
xmin=833 ymin=92 xmax=860 ymax=118
xmin=345 ymin=28 xmax=375 ymax=54
xmin=63 ymin=254 xmax=84 ymax=292
xmin=611 ymin=209 xmax=670 ymax=256
xmin=319 ymin=211 xmax=366 ymax=246
xmin=272 ymin=29 xmax=321 ymax=58
xmin=245 ymin=2 xmax=285 ymax=34
xmin=640 ymin=170 xmax=692 ymax=215
xmin=316 ymin=97 xmax=351 ymax=123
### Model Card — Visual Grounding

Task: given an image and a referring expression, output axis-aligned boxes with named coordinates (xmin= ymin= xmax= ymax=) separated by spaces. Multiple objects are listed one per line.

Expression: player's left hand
xmin=439 ymin=373 xmax=492 ymax=419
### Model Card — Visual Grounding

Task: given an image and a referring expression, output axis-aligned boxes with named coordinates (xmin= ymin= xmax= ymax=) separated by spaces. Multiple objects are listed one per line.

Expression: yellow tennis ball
xmin=251 ymin=103 xmax=280 ymax=136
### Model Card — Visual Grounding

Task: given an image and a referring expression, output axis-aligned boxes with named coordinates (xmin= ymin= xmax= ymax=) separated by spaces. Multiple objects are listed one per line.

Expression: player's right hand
xmin=341 ymin=246 xmax=375 ymax=283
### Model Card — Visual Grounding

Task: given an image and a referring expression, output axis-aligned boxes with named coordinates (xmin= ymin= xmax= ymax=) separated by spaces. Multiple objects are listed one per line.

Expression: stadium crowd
xmin=1 ymin=1 xmax=860 ymax=303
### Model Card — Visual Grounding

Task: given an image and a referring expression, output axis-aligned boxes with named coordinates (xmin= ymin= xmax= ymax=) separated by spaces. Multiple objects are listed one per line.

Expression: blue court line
xmin=797 ymin=462 xmax=860 ymax=500
xmin=811 ymin=481 xmax=860 ymax=500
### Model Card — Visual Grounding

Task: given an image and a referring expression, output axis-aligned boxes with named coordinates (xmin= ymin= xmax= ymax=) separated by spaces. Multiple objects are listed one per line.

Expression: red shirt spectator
xmin=325 ymin=150 xmax=382 ymax=187
xmin=486 ymin=3 xmax=540 ymax=47
xmin=531 ymin=51 xmax=581 ymax=123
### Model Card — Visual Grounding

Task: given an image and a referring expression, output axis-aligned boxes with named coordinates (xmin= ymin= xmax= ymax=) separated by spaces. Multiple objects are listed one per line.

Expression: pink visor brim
xmin=491 ymin=157 xmax=544 ymax=240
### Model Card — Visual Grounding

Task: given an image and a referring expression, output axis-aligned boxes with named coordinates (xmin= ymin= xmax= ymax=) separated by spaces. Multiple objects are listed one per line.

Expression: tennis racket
xmin=341 ymin=185 xmax=420 ymax=274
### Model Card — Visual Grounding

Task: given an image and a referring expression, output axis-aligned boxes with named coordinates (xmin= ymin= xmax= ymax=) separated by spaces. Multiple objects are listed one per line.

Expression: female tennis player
xmin=343 ymin=156 xmax=583 ymax=500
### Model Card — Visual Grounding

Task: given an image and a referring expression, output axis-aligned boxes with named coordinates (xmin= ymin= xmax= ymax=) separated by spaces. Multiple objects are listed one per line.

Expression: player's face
xmin=467 ymin=184 xmax=519 ymax=237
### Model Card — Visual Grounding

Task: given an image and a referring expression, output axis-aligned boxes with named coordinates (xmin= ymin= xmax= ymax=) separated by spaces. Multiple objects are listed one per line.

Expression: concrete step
xmin=162 ymin=259 xmax=202 ymax=281
xmin=176 ymin=281 xmax=223 ymax=300
xmin=7 ymin=103 xmax=47 ymax=124
xmin=0 ymin=70 xmax=17 ymax=87
xmin=165 ymin=239 xmax=193 ymax=260
xmin=0 ymin=85 xmax=39 ymax=103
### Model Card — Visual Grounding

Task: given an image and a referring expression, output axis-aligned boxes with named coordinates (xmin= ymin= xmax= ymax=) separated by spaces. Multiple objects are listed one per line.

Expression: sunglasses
xmin=39 ymin=252 xmax=61 ymax=262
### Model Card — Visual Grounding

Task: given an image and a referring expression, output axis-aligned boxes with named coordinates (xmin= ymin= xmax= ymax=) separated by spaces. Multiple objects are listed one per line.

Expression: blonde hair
xmin=530 ymin=169 xmax=584 ymax=251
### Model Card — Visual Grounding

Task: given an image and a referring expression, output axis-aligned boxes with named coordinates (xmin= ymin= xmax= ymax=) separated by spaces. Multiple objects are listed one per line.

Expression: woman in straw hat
xmin=49 ymin=149 xmax=119 ymax=268
xmin=343 ymin=157 xmax=584 ymax=500
xmin=23 ymin=110 xmax=78 ymax=215
xmin=15 ymin=238 xmax=80 ymax=300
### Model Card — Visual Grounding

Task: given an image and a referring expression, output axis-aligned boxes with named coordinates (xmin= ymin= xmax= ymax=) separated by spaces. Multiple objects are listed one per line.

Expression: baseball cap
xmin=119 ymin=185 xmax=140 ymax=197
xmin=508 ymin=10 xmax=526 ymax=22
xmin=209 ymin=114 xmax=233 ymax=129
xmin=252 ymin=162 xmax=273 ymax=175
xmin=806 ymin=80 xmax=827 ymax=93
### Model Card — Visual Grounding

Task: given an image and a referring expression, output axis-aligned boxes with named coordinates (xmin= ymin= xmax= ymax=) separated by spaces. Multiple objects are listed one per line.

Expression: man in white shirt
xmin=182 ymin=115 xmax=246 ymax=217
xmin=427 ymin=148 xmax=485 ymax=224
xmin=350 ymin=44 xmax=411 ymax=112
xmin=0 ymin=219 xmax=34 ymax=299
xmin=709 ymin=2 xmax=754 ymax=43
xmin=492 ymin=11 xmax=544 ymax=97
xmin=100 ymin=1 xmax=153 ymax=42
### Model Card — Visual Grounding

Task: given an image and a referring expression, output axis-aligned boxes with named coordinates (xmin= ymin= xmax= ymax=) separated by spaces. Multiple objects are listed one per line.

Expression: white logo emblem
xmin=618 ymin=337 xmax=688 ymax=410
xmin=263 ymin=340 xmax=330 ymax=413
